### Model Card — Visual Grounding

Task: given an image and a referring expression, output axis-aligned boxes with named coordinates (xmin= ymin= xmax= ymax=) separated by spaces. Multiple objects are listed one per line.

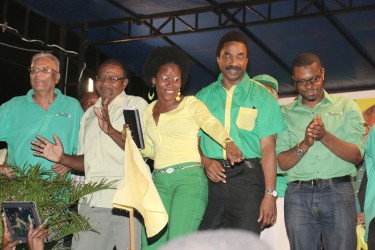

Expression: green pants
xmin=141 ymin=162 xmax=208 ymax=250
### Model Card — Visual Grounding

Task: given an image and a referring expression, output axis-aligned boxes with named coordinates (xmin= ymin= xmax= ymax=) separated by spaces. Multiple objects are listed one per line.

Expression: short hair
xmin=31 ymin=52 xmax=60 ymax=72
xmin=216 ymin=31 xmax=250 ymax=58
xmin=292 ymin=53 xmax=322 ymax=74
xmin=99 ymin=58 xmax=127 ymax=77
xmin=143 ymin=46 xmax=190 ymax=87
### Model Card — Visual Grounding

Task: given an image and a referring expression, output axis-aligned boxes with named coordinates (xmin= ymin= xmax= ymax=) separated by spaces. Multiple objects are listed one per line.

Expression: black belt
xmin=213 ymin=158 xmax=261 ymax=169
xmin=292 ymin=175 xmax=351 ymax=187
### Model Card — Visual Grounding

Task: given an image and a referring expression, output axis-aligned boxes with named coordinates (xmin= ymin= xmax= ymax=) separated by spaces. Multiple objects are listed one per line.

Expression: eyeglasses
xmin=293 ymin=75 xmax=322 ymax=86
xmin=28 ymin=67 xmax=58 ymax=74
xmin=95 ymin=75 xmax=126 ymax=84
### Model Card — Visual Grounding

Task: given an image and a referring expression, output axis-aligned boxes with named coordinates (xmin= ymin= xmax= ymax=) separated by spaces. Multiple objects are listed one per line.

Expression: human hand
xmin=225 ymin=142 xmax=244 ymax=166
xmin=0 ymin=166 xmax=15 ymax=177
xmin=27 ymin=221 xmax=48 ymax=250
xmin=307 ymin=114 xmax=326 ymax=141
xmin=2 ymin=216 xmax=19 ymax=250
xmin=257 ymin=194 xmax=277 ymax=228
xmin=202 ymin=158 xmax=227 ymax=183
xmin=32 ymin=134 xmax=64 ymax=163
xmin=51 ymin=163 xmax=70 ymax=176
xmin=94 ymin=98 xmax=114 ymax=135
xmin=121 ymin=124 xmax=129 ymax=142
xmin=357 ymin=212 xmax=365 ymax=226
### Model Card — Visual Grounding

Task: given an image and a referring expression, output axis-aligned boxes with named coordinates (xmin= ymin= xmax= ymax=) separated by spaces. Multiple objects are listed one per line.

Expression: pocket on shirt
xmin=236 ymin=107 xmax=258 ymax=131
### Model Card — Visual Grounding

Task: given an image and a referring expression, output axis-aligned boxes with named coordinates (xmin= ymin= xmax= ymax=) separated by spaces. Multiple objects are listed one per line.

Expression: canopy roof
xmin=1 ymin=0 xmax=375 ymax=97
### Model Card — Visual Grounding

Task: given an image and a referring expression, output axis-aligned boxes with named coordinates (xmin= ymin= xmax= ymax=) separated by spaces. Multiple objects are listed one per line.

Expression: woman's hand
xmin=225 ymin=142 xmax=244 ymax=165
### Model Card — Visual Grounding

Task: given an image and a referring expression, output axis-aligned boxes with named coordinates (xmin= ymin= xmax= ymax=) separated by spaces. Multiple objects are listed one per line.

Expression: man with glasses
xmin=0 ymin=52 xmax=83 ymax=176
xmin=276 ymin=52 xmax=364 ymax=249
xmin=31 ymin=58 xmax=148 ymax=249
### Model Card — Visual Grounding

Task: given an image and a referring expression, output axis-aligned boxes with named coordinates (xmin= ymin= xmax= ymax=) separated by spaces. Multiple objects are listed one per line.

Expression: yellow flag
xmin=113 ymin=129 xmax=168 ymax=237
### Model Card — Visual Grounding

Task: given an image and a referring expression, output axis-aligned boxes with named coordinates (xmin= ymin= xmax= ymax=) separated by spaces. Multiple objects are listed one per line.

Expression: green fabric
xmin=365 ymin=127 xmax=375 ymax=241
xmin=276 ymin=174 xmax=288 ymax=197
xmin=0 ymin=89 xmax=83 ymax=173
xmin=141 ymin=163 xmax=208 ymax=249
xmin=276 ymin=90 xmax=365 ymax=182
xmin=196 ymin=73 xmax=285 ymax=159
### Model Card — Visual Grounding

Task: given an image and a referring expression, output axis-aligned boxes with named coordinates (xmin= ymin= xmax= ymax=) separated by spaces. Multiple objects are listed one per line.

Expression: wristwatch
xmin=296 ymin=142 xmax=306 ymax=157
xmin=266 ymin=188 xmax=278 ymax=198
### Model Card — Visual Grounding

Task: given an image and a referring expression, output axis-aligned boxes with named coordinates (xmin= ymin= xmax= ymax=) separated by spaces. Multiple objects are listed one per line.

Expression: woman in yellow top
xmin=140 ymin=46 xmax=243 ymax=250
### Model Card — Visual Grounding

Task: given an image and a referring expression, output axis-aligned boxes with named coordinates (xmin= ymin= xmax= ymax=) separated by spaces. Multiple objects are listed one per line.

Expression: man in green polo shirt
xmin=0 ymin=52 xmax=83 ymax=176
xmin=277 ymin=52 xmax=364 ymax=250
xmin=196 ymin=31 xmax=285 ymax=234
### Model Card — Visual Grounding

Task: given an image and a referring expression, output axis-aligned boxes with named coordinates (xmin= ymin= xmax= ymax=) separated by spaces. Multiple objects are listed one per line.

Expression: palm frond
xmin=0 ymin=164 xmax=114 ymax=249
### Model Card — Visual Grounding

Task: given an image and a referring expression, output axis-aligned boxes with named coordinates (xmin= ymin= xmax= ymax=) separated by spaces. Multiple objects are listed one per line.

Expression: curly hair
xmin=143 ymin=46 xmax=190 ymax=87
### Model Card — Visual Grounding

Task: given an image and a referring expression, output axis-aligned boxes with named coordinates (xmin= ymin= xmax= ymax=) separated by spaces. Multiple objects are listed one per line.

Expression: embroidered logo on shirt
xmin=325 ymin=111 xmax=343 ymax=116
xmin=56 ymin=112 xmax=71 ymax=118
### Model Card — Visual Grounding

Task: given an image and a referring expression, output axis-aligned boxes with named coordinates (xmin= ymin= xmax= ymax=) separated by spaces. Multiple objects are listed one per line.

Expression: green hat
xmin=253 ymin=74 xmax=278 ymax=93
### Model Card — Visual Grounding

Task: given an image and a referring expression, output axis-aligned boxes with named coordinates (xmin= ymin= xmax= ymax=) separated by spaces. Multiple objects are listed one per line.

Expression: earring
xmin=148 ymin=84 xmax=155 ymax=101
xmin=175 ymin=89 xmax=181 ymax=101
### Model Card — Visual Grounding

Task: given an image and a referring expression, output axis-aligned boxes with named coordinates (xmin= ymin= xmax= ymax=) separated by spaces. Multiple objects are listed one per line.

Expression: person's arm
xmin=31 ymin=134 xmax=85 ymax=172
xmin=198 ymin=137 xmax=227 ymax=183
xmin=93 ymin=98 xmax=125 ymax=150
xmin=191 ymin=98 xmax=243 ymax=164
xmin=257 ymin=135 xmax=277 ymax=227
xmin=277 ymin=118 xmax=315 ymax=171
xmin=310 ymin=114 xmax=363 ymax=165
xmin=51 ymin=164 xmax=71 ymax=175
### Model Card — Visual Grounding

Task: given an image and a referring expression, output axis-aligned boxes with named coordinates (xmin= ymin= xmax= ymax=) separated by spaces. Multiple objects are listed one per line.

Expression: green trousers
xmin=141 ymin=162 xmax=208 ymax=250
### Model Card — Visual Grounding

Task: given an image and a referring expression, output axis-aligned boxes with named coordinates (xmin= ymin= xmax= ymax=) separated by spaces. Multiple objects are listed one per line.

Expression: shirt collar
xmin=294 ymin=89 xmax=332 ymax=108
xmin=213 ymin=72 xmax=251 ymax=90
xmin=26 ymin=88 xmax=62 ymax=103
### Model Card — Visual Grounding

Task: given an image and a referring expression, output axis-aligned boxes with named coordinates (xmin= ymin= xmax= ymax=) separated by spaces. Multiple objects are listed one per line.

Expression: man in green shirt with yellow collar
xmin=277 ymin=52 xmax=364 ymax=250
xmin=197 ymin=31 xmax=285 ymax=234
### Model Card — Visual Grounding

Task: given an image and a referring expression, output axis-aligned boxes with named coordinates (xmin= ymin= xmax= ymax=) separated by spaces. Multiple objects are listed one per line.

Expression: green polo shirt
xmin=0 ymin=89 xmax=83 ymax=173
xmin=196 ymin=73 xmax=285 ymax=159
xmin=365 ymin=127 xmax=375 ymax=240
xmin=276 ymin=90 xmax=365 ymax=182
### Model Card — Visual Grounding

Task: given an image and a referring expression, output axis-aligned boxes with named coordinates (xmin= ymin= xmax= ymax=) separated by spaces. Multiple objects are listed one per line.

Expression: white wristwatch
xmin=266 ymin=188 xmax=278 ymax=198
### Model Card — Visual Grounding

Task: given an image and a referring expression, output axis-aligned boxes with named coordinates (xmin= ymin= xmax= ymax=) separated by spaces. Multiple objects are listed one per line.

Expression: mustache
xmin=225 ymin=65 xmax=241 ymax=71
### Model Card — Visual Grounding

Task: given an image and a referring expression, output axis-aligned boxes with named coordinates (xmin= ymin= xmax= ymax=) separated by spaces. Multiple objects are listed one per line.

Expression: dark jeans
xmin=199 ymin=162 xmax=265 ymax=234
xmin=285 ymin=182 xmax=357 ymax=250
xmin=368 ymin=218 xmax=375 ymax=249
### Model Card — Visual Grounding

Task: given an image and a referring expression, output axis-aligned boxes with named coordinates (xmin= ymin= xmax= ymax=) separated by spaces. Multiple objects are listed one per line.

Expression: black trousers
xmin=199 ymin=161 xmax=265 ymax=234
xmin=368 ymin=218 xmax=375 ymax=250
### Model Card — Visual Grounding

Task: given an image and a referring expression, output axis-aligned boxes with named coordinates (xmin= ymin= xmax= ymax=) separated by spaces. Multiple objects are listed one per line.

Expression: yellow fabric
xmin=141 ymin=96 xmax=230 ymax=169
xmin=112 ymin=128 xmax=168 ymax=238
xmin=356 ymin=224 xmax=368 ymax=250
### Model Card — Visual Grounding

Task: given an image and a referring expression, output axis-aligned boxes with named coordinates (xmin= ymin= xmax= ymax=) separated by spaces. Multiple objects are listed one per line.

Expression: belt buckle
xmin=222 ymin=160 xmax=231 ymax=168
xmin=165 ymin=168 xmax=175 ymax=174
